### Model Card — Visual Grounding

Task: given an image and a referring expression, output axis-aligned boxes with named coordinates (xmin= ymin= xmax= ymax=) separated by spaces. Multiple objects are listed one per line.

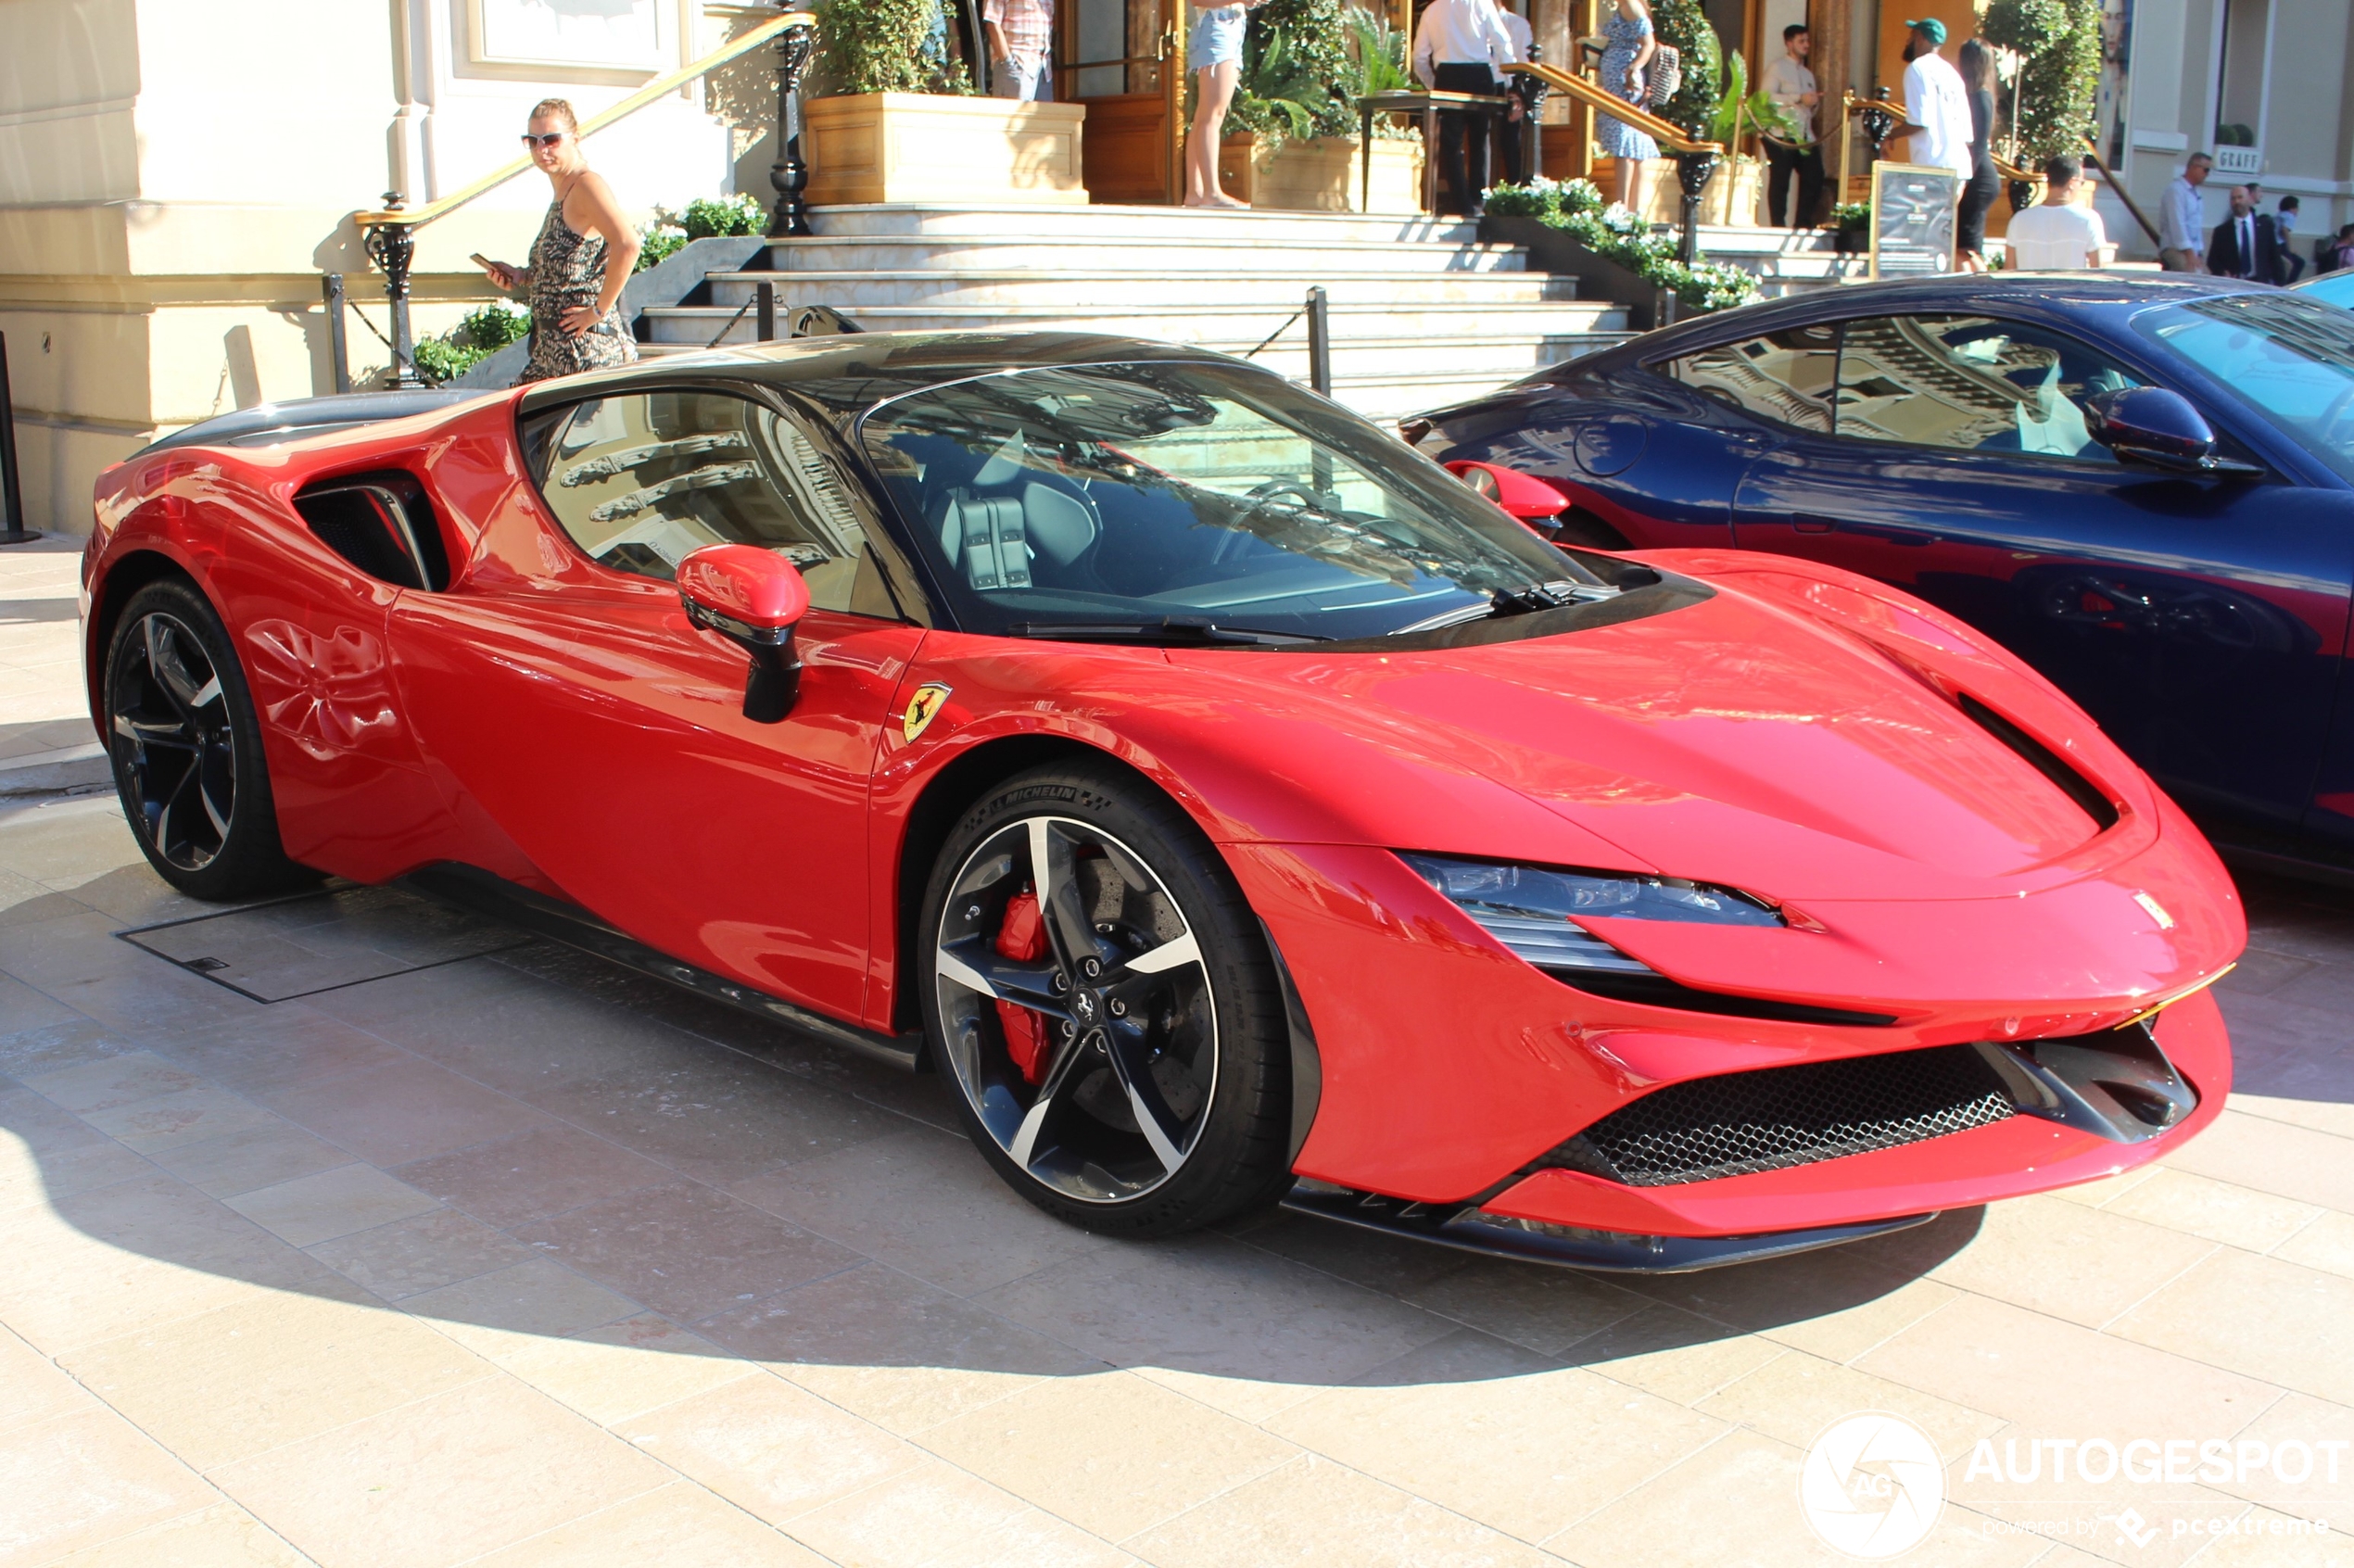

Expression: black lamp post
xmin=767 ymin=6 xmax=819 ymax=237
xmin=361 ymin=192 xmax=424 ymax=388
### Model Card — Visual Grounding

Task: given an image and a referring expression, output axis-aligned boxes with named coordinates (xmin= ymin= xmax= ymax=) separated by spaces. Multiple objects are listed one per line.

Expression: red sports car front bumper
xmin=1229 ymin=836 xmax=2234 ymax=1263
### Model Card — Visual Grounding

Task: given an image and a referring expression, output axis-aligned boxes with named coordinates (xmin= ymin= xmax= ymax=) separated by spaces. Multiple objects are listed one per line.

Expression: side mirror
xmin=1445 ymin=460 xmax=1575 ymax=529
xmin=677 ymin=543 xmax=809 ymax=724
xmin=2085 ymin=387 xmax=2263 ymax=477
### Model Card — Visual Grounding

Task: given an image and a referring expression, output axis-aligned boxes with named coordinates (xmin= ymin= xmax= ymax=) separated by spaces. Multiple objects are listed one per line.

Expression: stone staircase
xmin=1686 ymin=223 xmax=1872 ymax=297
xmin=637 ymin=204 xmax=1634 ymax=423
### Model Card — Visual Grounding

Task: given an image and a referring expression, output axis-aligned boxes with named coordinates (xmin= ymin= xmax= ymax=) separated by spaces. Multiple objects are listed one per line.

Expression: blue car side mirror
xmin=2085 ymin=387 xmax=2263 ymax=478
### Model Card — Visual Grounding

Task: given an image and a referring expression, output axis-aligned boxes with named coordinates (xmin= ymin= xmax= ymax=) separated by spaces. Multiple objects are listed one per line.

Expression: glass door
xmin=1058 ymin=0 xmax=1183 ymax=203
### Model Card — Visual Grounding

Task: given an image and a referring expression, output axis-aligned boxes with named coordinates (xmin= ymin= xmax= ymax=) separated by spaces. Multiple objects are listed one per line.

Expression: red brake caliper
xmin=994 ymin=889 xmax=1053 ymax=1084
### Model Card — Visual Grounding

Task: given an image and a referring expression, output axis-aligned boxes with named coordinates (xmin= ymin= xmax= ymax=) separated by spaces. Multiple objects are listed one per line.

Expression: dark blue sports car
xmin=1410 ymin=275 xmax=2354 ymax=878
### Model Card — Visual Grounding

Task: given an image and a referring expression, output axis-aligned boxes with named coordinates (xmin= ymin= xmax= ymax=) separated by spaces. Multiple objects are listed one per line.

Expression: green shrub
xmin=1217 ymin=0 xmax=1358 ymax=146
xmin=1652 ymin=0 xmax=1721 ymax=143
xmin=635 ymin=193 xmax=769 ymax=272
xmin=1981 ymin=0 xmax=2100 ymax=160
xmin=1484 ymin=177 xmax=1760 ymax=312
xmin=410 ymin=302 xmax=530 ymax=386
xmin=813 ymin=0 xmax=969 ymax=96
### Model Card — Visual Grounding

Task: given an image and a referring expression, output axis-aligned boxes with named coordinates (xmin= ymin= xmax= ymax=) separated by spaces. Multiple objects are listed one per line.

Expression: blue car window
xmin=1657 ymin=324 xmax=1838 ymax=432
xmin=2137 ymin=294 xmax=2354 ymax=482
xmin=1831 ymin=315 xmax=2141 ymax=462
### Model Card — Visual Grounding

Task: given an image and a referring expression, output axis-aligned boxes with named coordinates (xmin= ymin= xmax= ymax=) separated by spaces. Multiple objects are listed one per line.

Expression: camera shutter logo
xmin=1801 ymin=1411 xmax=1945 ymax=1559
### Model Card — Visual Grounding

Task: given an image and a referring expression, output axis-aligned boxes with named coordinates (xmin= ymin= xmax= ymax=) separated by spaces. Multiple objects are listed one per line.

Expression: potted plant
xmin=1693 ymin=52 xmax=1803 ymax=225
xmin=1830 ymin=200 xmax=1871 ymax=252
xmin=1211 ymin=0 xmax=1422 ymax=212
xmin=803 ymin=0 xmax=1088 ymax=206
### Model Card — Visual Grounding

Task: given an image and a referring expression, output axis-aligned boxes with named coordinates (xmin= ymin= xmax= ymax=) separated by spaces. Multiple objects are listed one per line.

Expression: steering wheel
xmin=1209 ymin=478 xmax=1323 ymax=565
xmin=2315 ymin=381 xmax=2354 ymax=450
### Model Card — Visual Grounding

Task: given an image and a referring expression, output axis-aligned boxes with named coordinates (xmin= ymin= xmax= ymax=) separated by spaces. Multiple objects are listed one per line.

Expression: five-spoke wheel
xmin=104 ymin=580 xmax=311 ymax=900
xmin=920 ymin=765 xmax=1293 ymax=1234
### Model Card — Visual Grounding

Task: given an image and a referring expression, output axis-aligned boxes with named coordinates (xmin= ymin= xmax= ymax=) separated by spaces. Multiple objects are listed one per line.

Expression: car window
xmin=1830 ymin=314 xmax=2144 ymax=462
xmin=532 ymin=389 xmax=897 ymax=617
xmin=2136 ymin=294 xmax=2354 ymax=483
xmin=859 ymin=360 xmax=1614 ymax=642
xmin=1655 ymin=323 xmax=1839 ymax=432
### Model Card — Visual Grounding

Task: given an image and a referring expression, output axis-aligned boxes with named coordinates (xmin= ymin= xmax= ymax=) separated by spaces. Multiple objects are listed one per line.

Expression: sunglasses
xmin=520 ymin=131 xmax=569 ymax=148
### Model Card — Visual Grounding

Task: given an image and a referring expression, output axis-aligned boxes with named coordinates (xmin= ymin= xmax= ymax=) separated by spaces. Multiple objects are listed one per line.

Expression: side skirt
xmin=403 ymin=863 xmax=925 ymax=1072
xmin=1281 ymin=1179 xmax=1935 ymax=1273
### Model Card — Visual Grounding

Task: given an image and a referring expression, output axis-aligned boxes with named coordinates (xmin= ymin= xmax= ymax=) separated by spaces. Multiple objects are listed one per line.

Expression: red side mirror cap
xmin=1445 ymin=461 xmax=1574 ymax=524
xmin=677 ymin=543 xmax=810 ymax=632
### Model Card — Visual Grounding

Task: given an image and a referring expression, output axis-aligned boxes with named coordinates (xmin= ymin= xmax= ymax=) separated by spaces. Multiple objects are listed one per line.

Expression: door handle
xmin=1791 ymin=514 xmax=1834 ymax=534
xmin=1790 ymin=512 xmax=1938 ymax=546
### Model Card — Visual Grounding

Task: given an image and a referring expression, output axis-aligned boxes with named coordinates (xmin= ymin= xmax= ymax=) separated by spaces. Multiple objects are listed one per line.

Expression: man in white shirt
xmin=1894 ymin=19 xmax=1973 ymax=178
xmin=1412 ymin=0 xmax=1514 ymax=215
xmin=2003 ymin=156 xmax=2113 ymax=270
xmin=2158 ymin=153 xmax=2212 ymax=272
xmin=1760 ymin=24 xmax=1822 ymax=226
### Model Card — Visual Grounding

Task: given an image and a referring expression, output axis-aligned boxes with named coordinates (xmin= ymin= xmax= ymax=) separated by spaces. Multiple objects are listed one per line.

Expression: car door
xmin=1728 ymin=310 xmax=2354 ymax=840
xmin=390 ymin=383 xmax=927 ymax=1027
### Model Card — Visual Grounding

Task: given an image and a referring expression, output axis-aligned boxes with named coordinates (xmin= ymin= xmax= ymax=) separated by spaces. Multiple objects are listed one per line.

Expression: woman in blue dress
xmin=1595 ymin=0 xmax=1659 ymax=216
xmin=1184 ymin=0 xmax=1265 ymax=207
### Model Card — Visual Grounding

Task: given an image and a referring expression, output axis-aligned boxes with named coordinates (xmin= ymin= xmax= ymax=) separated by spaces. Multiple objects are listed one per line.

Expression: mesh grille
xmin=1541 ymin=1043 xmax=2015 ymax=1187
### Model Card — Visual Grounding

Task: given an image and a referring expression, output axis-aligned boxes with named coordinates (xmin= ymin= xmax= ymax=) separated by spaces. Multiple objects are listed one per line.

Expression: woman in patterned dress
xmin=1594 ymin=0 xmax=1659 ymax=217
xmin=475 ymin=98 xmax=640 ymax=384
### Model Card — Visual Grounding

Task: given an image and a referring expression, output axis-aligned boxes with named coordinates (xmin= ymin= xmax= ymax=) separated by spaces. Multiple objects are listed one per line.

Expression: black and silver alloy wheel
xmin=919 ymin=765 xmax=1293 ymax=1236
xmin=104 ymin=579 xmax=313 ymax=901
xmin=111 ymin=611 xmax=235 ymax=871
xmin=935 ymin=815 xmax=1216 ymax=1203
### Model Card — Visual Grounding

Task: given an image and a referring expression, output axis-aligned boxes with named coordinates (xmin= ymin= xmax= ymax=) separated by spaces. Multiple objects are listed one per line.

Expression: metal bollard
xmin=0 ymin=334 xmax=36 ymax=544
xmin=756 ymin=281 xmax=778 ymax=342
xmin=1306 ymin=286 xmax=1332 ymax=398
xmin=323 ymin=273 xmax=353 ymax=395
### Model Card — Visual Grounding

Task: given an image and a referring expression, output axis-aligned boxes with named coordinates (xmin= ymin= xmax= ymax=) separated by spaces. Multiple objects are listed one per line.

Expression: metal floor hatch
xmin=119 ymin=883 xmax=528 ymax=1002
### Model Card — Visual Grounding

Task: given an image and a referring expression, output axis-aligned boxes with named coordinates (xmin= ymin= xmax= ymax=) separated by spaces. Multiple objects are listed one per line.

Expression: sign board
xmin=1868 ymin=161 xmax=1960 ymax=279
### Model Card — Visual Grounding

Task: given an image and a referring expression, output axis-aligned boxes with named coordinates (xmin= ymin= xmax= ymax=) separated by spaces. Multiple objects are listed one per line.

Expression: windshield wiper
xmin=1004 ymin=616 xmax=1333 ymax=646
xmin=1487 ymin=578 xmax=1619 ymax=616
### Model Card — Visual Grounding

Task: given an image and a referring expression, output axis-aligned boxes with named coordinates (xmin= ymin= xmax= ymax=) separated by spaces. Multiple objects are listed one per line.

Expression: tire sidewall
xmin=105 ymin=578 xmax=302 ymax=901
xmin=917 ymin=763 xmax=1288 ymax=1236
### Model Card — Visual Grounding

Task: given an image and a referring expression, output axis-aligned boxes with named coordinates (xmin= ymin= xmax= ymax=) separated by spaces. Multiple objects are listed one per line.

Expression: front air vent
xmin=1958 ymin=693 xmax=2119 ymax=832
xmin=1547 ymin=967 xmax=1899 ymax=1028
xmin=292 ymin=471 xmax=450 ymax=591
xmin=1532 ymin=1043 xmax=2015 ymax=1185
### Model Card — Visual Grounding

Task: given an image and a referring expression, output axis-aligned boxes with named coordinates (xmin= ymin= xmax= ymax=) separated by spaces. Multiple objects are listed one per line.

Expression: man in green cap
xmin=1894 ymin=18 xmax=1972 ymax=179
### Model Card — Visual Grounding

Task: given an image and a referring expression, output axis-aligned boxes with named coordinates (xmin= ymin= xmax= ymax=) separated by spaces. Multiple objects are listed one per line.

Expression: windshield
xmin=858 ymin=360 xmax=1601 ymax=641
xmin=2135 ymin=294 xmax=2354 ymax=482
xmin=2296 ymin=272 xmax=2354 ymax=311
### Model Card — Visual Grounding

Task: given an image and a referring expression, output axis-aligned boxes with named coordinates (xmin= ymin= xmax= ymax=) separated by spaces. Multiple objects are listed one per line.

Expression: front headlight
xmin=1398 ymin=853 xmax=1780 ymax=974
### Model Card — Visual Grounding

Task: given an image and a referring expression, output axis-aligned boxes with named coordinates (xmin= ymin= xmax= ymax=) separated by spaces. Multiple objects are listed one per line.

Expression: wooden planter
xmin=1217 ymin=135 xmax=1424 ymax=212
xmin=1481 ymin=212 xmax=1674 ymax=330
xmin=1590 ymin=154 xmax=1765 ymax=225
xmin=804 ymin=93 xmax=1087 ymax=206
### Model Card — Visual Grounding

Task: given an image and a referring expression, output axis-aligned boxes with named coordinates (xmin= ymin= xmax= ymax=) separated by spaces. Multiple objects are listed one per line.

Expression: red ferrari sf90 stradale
xmin=82 ymin=334 xmax=2242 ymax=1271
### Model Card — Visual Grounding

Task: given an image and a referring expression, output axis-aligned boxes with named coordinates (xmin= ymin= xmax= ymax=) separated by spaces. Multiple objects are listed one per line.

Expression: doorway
xmin=1058 ymin=0 xmax=1184 ymax=203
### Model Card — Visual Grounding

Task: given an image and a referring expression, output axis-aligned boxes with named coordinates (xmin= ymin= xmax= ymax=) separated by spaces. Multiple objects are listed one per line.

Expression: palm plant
xmin=1705 ymin=51 xmax=1808 ymax=149
xmin=1347 ymin=8 xmax=1411 ymax=97
xmin=1232 ymin=25 xmax=1337 ymax=143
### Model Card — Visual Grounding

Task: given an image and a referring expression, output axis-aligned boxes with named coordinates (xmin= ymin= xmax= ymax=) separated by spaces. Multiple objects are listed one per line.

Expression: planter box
xmin=1481 ymin=212 xmax=1673 ymax=330
xmin=804 ymin=93 xmax=1087 ymax=206
xmin=1218 ymin=135 xmax=1424 ymax=213
xmin=1591 ymin=154 xmax=1765 ymax=226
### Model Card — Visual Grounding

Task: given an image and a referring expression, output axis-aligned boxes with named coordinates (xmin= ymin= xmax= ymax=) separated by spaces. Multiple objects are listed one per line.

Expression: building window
xmin=2211 ymin=0 xmax=2271 ymax=173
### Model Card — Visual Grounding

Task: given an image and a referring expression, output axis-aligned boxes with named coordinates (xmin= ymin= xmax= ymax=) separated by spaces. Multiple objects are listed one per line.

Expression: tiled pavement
xmin=5 ymin=532 xmax=2354 ymax=1566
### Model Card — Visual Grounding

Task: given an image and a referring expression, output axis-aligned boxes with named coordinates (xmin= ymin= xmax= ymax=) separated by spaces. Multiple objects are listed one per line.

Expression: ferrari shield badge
xmin=902 ymin=683 xmax=952 ymax=744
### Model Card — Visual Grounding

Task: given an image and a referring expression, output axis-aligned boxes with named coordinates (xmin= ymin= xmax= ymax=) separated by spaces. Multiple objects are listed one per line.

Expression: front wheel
xmin=105 ymin=579 xmax=314 ymax=901
xmin=918 ymin=763 xmax=1293 ymax=1237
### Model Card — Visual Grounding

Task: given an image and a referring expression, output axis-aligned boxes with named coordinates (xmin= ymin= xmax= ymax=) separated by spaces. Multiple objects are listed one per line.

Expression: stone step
xmin=802 ymin=202 xmax=1484 ymax=246
xmin=639 ymin=298 xmax=1624 ymax=348
xmin=755 ymin=234 xmax=1530 ymax=276
xmin=699 ymin=270 xmax=1581 ymax=310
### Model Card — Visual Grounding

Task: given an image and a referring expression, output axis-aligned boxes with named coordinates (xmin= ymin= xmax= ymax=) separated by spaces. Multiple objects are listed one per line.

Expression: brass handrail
xmin=355 ymin=10 xmax=816 ymax=229
xmin=1503 ymin=59 xmax=1722 ymax=157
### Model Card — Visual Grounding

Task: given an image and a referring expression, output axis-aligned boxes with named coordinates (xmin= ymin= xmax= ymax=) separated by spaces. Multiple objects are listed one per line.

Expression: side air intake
xmin=1958 ymin=693 xmax=2119 ymax=833
xmin=292 ymin=471 xmax=450 ymax=591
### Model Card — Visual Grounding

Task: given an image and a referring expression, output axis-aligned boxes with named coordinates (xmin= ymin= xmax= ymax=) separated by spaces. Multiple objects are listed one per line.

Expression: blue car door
xmin=1726 ymin=309 xmax=2354 ymax=841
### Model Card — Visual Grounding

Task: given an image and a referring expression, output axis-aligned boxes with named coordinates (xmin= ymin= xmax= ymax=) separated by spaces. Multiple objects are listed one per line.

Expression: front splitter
xmin=1281 ymin=1180 xmax=1935 ymax=1272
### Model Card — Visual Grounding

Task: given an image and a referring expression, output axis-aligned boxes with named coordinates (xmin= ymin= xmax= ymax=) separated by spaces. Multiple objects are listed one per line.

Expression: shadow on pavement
xmin=0 ymin=790 xmax=1990 ymax=1393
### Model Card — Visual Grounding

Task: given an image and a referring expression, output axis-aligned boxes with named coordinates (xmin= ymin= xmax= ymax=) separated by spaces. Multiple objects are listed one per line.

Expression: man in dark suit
xmin=2208 ymin=184 xmax=2285 ymax=283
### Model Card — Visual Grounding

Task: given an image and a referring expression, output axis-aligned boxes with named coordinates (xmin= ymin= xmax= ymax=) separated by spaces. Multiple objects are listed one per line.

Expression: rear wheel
xmin=105 ymin=579 xmax=313 ymax=901
xmin=918 ymin=763 xmax=1292 ymax=1236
